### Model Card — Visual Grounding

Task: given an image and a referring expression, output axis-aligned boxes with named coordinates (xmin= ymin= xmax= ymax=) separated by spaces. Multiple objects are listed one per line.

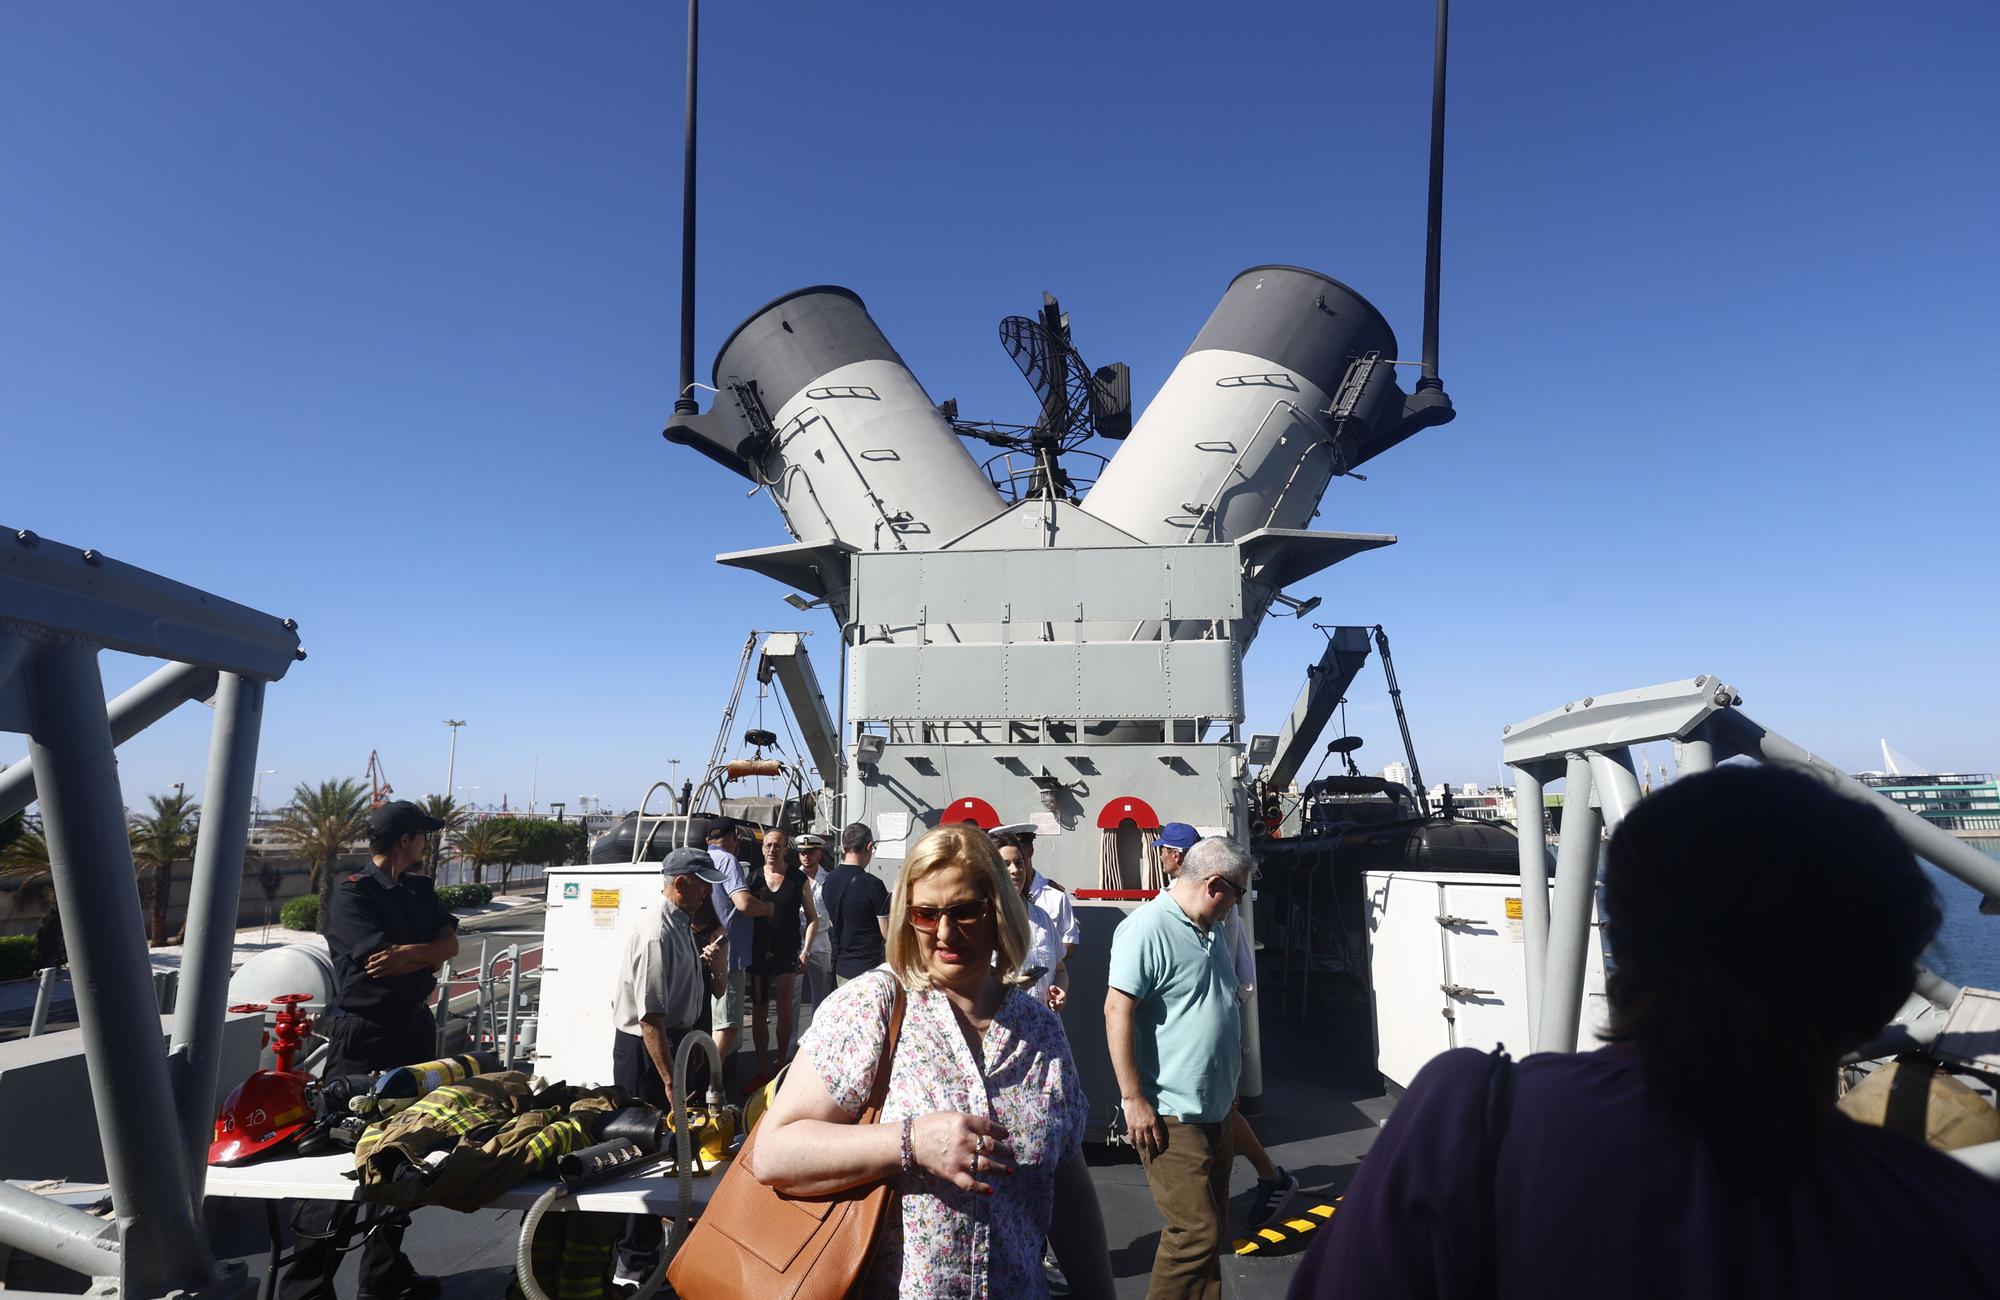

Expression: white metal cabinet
xmin=1366 ymin=870 xmax=1608 ymax=1091
xmin=533 ymin=867 xmax=663 ymax=1087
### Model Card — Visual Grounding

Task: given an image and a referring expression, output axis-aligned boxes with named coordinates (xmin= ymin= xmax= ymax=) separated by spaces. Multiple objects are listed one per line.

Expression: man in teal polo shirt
xmin=1105 ymin=835 xmax=1255 ymax=1300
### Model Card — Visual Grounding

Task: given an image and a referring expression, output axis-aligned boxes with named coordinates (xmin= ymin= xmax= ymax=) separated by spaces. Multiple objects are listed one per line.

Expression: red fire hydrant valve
xmin=268 ymin=993 xmax=314 ymax=1074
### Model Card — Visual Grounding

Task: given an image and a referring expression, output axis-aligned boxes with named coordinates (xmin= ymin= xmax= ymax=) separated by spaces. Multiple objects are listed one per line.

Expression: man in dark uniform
xmin=280 ymin=800 xmax=459 ymax=1300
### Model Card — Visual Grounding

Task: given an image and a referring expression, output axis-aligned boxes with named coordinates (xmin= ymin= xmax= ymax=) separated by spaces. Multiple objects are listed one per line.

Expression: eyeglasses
xmin=907 ymin=900 xmax=992 ymax=931
xmin=1211 ymin=874 xmax=1247 ymax=904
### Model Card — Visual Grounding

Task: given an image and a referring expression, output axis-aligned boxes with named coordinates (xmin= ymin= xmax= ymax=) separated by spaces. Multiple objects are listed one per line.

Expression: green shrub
xmin=0 ymin=934 xmax=38 ymax=980
xmin=280 ymin=895 xmax=320 ymax=932
xmin=435 ymin=883 xmax=493 ymax=909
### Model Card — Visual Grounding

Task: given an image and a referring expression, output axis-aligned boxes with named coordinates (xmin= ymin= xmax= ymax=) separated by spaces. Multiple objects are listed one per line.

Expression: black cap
xmin=368 ymin=800 xmax=447 ymax=841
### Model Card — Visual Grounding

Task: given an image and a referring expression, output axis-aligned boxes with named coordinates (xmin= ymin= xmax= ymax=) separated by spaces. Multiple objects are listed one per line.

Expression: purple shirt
xmin=1291 ymin=1046 xmax=2000 ymax=1299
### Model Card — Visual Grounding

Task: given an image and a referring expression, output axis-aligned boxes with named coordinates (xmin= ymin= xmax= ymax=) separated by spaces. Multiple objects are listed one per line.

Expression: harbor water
xmin=1924 ymin=839 xmax=2000 ymax=991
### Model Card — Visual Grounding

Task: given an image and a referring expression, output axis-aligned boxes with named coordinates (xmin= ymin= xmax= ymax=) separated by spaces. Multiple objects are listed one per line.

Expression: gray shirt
xmin=709 ymin=846 xmax=756 ymax=972
xmin=612 ymin=896 xmax=705 ymax=1036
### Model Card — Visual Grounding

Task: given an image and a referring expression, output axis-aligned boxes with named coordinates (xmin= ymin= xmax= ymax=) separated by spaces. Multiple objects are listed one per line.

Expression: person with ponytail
xmin=1291 ymin=764 xmax=2000 ymax=1298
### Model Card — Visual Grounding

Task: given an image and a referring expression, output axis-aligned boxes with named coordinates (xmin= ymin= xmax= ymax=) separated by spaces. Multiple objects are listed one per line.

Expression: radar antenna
xmin=942 ymin=292 xmax=1131 ymax=502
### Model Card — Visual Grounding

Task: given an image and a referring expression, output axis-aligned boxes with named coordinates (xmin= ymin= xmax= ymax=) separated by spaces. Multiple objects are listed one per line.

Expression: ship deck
xmin=201 ymin=986 xmax=1387 ymax=1298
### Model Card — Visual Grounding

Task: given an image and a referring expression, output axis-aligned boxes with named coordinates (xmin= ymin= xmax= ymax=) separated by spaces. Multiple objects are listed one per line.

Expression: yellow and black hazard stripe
xmin=1232 ymin=1200 xmax=1339 ymax=1256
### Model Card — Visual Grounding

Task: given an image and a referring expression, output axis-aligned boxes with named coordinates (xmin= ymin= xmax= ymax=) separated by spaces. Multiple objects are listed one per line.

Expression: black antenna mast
xmin=674 ymin=0 xmax=700 ymax=416
xmin=1419 ymin=0 xmax=1448 ymax=391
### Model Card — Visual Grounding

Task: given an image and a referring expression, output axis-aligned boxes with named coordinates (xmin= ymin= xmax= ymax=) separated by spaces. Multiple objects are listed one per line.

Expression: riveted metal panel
xmin=1079 ymin=642 xmax=1171 ymax=718
xmin=850 ymin=545 xmax=1241 ymax=628
xmin=1165 ymin=640 xmax=1243 ymax=719
xmin=1160 ymin=548 xmax=1244 ymax=622
xmin=1005 ymin=643 xmax=1081 ymax=718
xmin=852 ymin=639 xmax=1240 ymax=722
xmin=850 ymin=644 xmax=919 ymax=719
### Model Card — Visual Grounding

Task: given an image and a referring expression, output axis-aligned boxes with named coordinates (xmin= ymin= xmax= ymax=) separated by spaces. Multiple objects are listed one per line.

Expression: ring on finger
xmin=973 ymin=1152 xmax=983 ymax=1173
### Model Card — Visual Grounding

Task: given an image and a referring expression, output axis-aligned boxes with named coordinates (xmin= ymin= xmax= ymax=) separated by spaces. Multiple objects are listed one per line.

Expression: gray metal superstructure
xmin=659 ymin=263 xmax=1440 ymax=1121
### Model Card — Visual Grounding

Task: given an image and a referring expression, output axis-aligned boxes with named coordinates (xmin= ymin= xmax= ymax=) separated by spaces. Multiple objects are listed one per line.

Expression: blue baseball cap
xmin=1157 ymin=823 xmax=1200 ymax=852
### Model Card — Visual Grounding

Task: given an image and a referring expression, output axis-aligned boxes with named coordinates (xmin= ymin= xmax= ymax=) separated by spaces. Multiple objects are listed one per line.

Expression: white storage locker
xmin=1366 ymin=870 xmax=1608 ymax=1091
xmin=533 ymin=866 xmax=665 ymax=1086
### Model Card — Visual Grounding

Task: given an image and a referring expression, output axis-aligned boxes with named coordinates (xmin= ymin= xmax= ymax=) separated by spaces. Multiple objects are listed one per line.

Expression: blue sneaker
xmin=1246 ymin=1167 xmax=1300 ymax=1230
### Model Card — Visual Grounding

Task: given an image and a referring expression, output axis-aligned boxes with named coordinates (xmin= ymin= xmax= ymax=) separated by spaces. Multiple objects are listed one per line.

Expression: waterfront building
xmin=1855 ymin=771 xmax=2000 ymax=833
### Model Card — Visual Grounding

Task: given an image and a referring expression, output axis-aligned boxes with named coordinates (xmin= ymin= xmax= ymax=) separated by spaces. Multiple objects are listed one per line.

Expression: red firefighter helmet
xmin=210 ymin=1069 xmax=314 ymax=1166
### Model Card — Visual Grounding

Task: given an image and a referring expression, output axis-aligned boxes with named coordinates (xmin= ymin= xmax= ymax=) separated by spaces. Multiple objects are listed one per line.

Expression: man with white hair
xmin=1157 ymin=826 xmax=1298 ymax=1230
xmin=1105 ymin=835 xmax=1254 ymax=1299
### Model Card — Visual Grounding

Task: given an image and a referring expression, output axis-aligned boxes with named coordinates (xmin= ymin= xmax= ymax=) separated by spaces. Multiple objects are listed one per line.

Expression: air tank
xmin=1083 ymin=265 xmax=1401 ymax=545
xmin=711 ymin=287 xmax=1006 ymax=551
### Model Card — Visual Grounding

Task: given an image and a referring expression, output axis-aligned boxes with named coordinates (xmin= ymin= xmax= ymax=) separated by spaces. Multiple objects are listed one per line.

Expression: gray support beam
xmin=25 ymin=642 xmax=210 ymax=1295
xmin=1914 ymin=965 xmax=1963 ymax=1011
xmin=0 ymin=525 xmax=301 ymax=679
xmin=1510 ymin=762 xmax=1552 ymax=1041
xmin=0 ymin=659 xmax=217 ymax=821
xmin=27 ymin=966 xmax=57 ymax=1036
xmin=1537 ymin=754 xmax=1600 ymax=1053
xmin=169 ymin=671 xmax=265 ymax=1190
xmin=0 ymin=1182 xmax=123 ymax=1281
xmin=1586 ymin=747 xmax=1644 ymax=830
xmin=758 ymin=632 xmax=841 ymax=792
xmin=1675 ymin=727 xmax=1715 ymax=776
xmin=1236 ymin=900 xmax=1264 ymax=1105
xmin=1712 ymin=712 xmax=2000 ymax=899
xmin=0 ymin=632 xmax=33 ymax=734
xmin=1265 ymin=626 xmax=1372 ymax=792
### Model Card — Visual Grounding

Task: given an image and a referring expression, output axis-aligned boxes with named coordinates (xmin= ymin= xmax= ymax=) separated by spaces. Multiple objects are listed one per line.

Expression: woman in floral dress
xmin=748 ymin=823 xmax=1113 ymax=1298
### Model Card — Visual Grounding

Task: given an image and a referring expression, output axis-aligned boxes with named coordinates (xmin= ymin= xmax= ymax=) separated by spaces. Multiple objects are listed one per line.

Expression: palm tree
xmin=421 ymin=793 xmax=465 ymax=873
xmin=2 ymin=821 xmax=61 ymax=968
xmin=129 ymin=791 xmax=200 ymax=945
xmin=452 ymin=818 xmax=516 ymax=888
xmin=271 ymin=778 xmax=370 ymax=929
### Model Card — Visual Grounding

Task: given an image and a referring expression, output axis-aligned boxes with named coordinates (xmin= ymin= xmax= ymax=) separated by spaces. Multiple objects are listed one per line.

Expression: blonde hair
xmin=885 ymin=823 xmax=1032 ymax=990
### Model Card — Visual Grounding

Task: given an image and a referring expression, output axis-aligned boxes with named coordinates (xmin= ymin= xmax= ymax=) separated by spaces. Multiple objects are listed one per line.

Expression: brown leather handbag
xmin=666 ymin=982 xmax=907 ymax=1299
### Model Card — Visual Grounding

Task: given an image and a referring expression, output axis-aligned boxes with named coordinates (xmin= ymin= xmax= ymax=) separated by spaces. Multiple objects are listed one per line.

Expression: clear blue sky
xmin=4 ymin=1 xmax=1996 ymax=813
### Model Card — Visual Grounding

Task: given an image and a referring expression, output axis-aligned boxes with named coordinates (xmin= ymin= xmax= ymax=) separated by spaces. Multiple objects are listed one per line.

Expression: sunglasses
xmin=907 ymin=900 xmax=992 ymax=931
xmin=1211 ymin=874 xmax=1247 ymax=903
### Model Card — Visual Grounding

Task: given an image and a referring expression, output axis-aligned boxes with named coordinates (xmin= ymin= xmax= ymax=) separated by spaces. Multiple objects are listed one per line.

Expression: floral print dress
xmin=798 ymin=966 xmax=1089 ymax=1300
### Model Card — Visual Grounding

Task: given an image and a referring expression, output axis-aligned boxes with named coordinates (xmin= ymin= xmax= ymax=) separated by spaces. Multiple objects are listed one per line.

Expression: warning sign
xmin=1504 ymin=897 xmax=1523 ymax=920
xmin=591 ymin=889 xmax=621 ymax=910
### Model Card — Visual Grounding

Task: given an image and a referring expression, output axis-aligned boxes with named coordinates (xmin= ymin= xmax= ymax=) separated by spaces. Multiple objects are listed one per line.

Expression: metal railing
xmin=432 ymin=932 xmax=544 ymax=1068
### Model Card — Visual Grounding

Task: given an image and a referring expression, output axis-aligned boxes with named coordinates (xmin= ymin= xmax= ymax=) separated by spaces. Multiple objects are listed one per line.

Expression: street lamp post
xmin=444 ymin=720 xmax=466 ymax=804
xmin=251 ymin=769 xmax=277 ymax=831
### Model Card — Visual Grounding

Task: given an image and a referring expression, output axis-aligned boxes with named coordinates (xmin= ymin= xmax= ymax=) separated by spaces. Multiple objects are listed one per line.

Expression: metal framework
xmin=1503 ymin=675 xmax=2000 ymax=1058
xmin=0 ymin=524 xmax=301 ymax=1299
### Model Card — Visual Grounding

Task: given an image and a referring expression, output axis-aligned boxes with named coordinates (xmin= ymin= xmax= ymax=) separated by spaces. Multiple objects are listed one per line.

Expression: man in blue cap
xmin=1156 ymin=822 xmax=1200 ymax=881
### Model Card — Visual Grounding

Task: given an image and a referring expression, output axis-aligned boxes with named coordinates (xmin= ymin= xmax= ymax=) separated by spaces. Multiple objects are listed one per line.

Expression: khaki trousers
xmin=1137 ymin=1116 xmax=1234 ymax=1300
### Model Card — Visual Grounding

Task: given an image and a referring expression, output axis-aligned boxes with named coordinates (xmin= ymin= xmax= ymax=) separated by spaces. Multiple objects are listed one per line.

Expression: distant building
xmin=1381 ymin=762 xmax=1414 ymax=789
xmin=1427 ymin=783 xmax=1518 ymax=824
xmin=1855 ymin=772 xmax=2000 ymax=833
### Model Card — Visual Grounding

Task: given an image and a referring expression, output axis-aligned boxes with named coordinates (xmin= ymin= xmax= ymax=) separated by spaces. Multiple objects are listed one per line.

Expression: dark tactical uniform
xmin=280 ymin=866 xmax=457 ymax=1300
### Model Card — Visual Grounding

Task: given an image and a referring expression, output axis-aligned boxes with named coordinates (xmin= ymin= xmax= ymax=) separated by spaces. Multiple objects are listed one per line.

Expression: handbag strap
xmin=857 ymin=978 xmax=907 ymax=1124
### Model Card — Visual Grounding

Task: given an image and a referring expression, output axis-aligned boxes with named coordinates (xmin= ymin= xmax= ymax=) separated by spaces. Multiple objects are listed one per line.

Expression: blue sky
xmin=4 ymin=1 xmax=1995 ymax=813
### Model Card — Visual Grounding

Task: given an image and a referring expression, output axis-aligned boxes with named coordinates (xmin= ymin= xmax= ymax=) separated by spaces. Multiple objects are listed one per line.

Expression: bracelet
xmin=898 ymin=1115 xmax=915 ymax=1175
